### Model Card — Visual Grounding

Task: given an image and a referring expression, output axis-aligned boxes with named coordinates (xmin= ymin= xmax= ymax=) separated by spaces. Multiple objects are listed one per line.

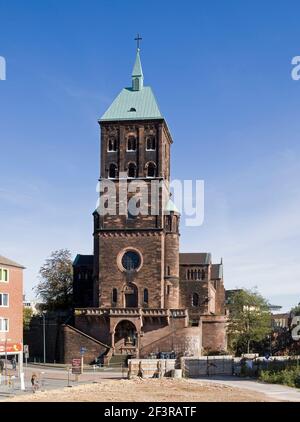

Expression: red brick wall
xmin=0 ymin=265 xmax=23 ymax=345
xmin=98 ymin=232 xmax=165 ymax=309
xmin=201 ymin=316 xmax=227 ymax=353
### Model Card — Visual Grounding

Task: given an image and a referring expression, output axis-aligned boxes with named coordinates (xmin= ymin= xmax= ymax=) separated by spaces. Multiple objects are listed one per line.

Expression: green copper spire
xmin=132 ymin=35 xmax=144 ymax=91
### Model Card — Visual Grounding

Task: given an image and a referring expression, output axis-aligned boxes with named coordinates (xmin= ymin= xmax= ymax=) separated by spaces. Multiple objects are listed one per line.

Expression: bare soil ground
xmin=5 ymin=378 xmax=279 ymax=402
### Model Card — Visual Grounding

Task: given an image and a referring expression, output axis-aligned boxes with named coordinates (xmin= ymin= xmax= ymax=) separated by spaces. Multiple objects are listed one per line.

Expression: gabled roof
xmin=179 ymin=253 xmax=211 ymax=265
xmin=100 ymin=86 xmax=163 ymax=122
xmin=0 ymin=255 xmax=25 ymax=269
xmin=73 ymin=255 xmax=93 ymax=268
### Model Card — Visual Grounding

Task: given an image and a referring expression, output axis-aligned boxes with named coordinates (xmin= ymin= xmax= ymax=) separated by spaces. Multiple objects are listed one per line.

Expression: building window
xmin=109 ymin=163 xmax=118 ymax=179
xmin=143 ymin=288 xmax=149 ymax=304
xmin=121 ymin=250 xmax=141 ymax=271
xmin=128 ymin=162 xmax=137 ymax=178
xmin=127 ymin=136 xmax=137 ymax=151
xmin=133 ymin=78 xmax=139 ymax=91
xmin=0 ymin=293 xmax=9 ymax=307
xmin=167 ymin=285 xmax=171 ymax=295
xmin=146 ymin=162 xmax=156 ymax=178
xmin=201 ymin=269 xmax=205 ymax=280
xmin=192 ymin=293 xmax=199 ymax=307
xmin=112 ymin=288 xmax=118 ymax=305
xmin=127 ymin=208 xmax=137 ymax=220
xmin=108 ymin=137 xmax=118 ymax=152
xmin=166 ymin=266 xmax=170 ymax=276
xmin=146 ymin=136 xmax=156 ymax=151
xmin=0 ymin=268 xmax=9 ymax=282
xmin=187 ymin=269 xmax=190 ymax=280
xmin=0 ymin=318 xmax=9 ymax=332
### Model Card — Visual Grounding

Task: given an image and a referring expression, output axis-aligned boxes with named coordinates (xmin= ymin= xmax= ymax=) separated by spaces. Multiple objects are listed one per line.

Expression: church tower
xmin=93 ymin=41 xmax=180 ymax=315
xmin=71 ymin=39 xmax=226 ymax=361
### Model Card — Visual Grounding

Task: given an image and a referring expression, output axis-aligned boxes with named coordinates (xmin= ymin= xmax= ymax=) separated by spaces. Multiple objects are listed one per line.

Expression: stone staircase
xmin=108 ymin=354 xmax=130 ymax=368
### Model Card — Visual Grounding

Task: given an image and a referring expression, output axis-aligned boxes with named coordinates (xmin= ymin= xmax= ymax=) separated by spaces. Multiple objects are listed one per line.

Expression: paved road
xmin=195 ymin=376 xmax=300 ymax=402
xmin=0 ymin=364 xmax=124 ymax=400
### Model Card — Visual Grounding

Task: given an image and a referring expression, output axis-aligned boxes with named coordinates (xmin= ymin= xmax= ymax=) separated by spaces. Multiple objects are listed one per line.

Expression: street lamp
xmin=42 ymin=311 xmax=46 ymax=364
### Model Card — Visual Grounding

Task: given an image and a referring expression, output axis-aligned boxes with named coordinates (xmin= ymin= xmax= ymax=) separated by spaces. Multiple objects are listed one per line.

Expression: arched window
xmin=108 ymin=137 xmax=117 ymax=152
xmin=146 ymin=136 xmax=156 ymax=151
xmin=192 ymin=293 xmax=199 ymax=307
xmin=127 ymin=136 xmax=137 ymax=151
xmin=112 ymin=288 xmax=118 ymax=304
xmin=194 ymin=270 xmax=197 ymax=280
xmin=128 ymin=162 xmax=137 ymax=178
xmin=198 ymin=270 xmax=201 ymax=280
xmin=187 ymin=270 xmax=190 ymax=280
xmin=109 ymin=163 xmax=118 ymax=179
xmin=167 ymin=266 xmax=170 ymax=276
xmin=143 ymin=288 xmax=149 ymax=304
xmin=201 ymin=269 xmax=205 ymax=280
xmin=146 ymin=162 xmax=156 ymax=178
xmin=191 ymin=270 xmax=194 ymax=280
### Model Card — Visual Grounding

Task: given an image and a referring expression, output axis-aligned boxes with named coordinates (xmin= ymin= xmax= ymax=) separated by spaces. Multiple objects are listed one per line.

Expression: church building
xmin=66 ymin=41 xmax=227 ymax=364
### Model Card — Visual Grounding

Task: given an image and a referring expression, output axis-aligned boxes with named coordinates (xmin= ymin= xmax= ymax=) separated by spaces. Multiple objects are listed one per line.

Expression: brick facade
xmin=69 ymin=49 xmax=227 ymax=364
xmin=0 ymin=256 xmax=24 ymax=353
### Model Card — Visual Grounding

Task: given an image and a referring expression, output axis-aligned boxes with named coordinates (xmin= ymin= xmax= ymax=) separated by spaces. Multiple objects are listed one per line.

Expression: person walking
xmin=31 ymin=373 xmax=39 ymax=393
xmin=11 ymin=356 xmax=17 ymax=371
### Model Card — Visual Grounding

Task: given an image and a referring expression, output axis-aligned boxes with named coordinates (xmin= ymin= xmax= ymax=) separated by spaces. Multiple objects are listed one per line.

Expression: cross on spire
xmin=134 ymin=33 xmax=142 ymax=50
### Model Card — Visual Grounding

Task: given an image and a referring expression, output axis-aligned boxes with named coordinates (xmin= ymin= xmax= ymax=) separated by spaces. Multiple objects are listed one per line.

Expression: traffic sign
xmin=80 ymin=347 xmax=87 ymax=356
xmin=72 ymin=358 xmax=82 ymax=375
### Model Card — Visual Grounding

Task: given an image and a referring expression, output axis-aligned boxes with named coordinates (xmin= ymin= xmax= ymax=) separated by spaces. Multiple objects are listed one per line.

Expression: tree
xmin=23 ymin=307 xmax=33 ymax=330
xmin=290 ymin=304 xmax=300 ymax=316
xmin=227 ymin=288 xmax=271 ymax=355
xmin=35 ymin=249 xmax=73 ymax=311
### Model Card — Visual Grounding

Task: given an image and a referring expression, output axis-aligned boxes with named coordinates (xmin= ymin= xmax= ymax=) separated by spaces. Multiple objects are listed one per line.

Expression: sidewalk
xmin=195 ymin=376 xmax=300 ymax=402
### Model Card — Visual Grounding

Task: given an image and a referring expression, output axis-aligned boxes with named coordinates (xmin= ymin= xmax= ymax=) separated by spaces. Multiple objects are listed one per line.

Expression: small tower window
xmin=143 ymin=288 xmax=149 ymax=304
xmin=108 ymin=137 xmax=118 ymax=152
xmin=128 ymin=162 xmax=137 ymax=178
xmin=146 ymin=136 xmax=156 ymax=151
xmin=133 ymin=78 xmax=139 ymax=91
xmin=146 ymin=162 xmax=156 ymax=178
xmin=201 ymin=269 xmax=205 ymax=280
xmin=192 ymin=293 xmax=199 ymax=307
xmin=112 ymin=288 xmax=118 ymax=305
xmin=187 ymin=269 xmax=190 ymax=280
xmin=129 ymin=107 xmax=136 ymax=112
xmin=109 ymin=163 xmax=118 ymax=179
xmin=167 ymin=266 xmax=170 ymax=276
xmin=127 ymin=136 xmax=137 ymax=151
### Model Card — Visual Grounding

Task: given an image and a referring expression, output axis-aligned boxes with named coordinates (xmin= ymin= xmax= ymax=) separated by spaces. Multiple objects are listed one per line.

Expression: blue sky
xmin=0 ymin=0 xmax=300 ymax=311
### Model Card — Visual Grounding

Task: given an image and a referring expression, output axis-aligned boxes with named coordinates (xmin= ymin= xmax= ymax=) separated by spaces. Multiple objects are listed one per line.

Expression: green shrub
xmin=259 ymin=368 xmax=300 ymax=388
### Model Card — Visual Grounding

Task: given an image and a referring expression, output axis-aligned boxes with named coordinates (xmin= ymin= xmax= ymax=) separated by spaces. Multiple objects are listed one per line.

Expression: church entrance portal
xmin=114 ymin=320 xmax=137 ymax=353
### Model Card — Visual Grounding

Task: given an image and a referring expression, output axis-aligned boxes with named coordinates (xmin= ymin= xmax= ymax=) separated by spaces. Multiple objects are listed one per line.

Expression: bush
xmin=259 ymin=368 xmax=300 ymax=388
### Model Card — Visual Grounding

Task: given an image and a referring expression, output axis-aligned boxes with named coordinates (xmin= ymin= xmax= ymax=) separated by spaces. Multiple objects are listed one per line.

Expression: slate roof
xmin=73 ymin=255 xmax=93 ymax=268
xmin=0 ymin=255 xmax=25 ymax=269
xmin=179 ymin=253 xmax=211 ymax=265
